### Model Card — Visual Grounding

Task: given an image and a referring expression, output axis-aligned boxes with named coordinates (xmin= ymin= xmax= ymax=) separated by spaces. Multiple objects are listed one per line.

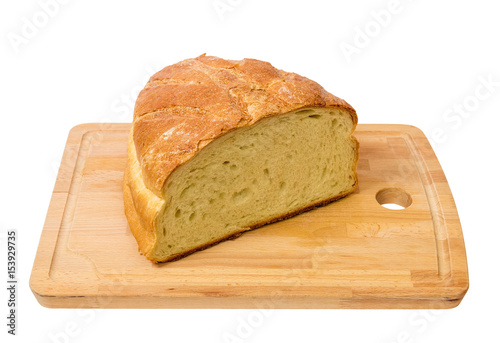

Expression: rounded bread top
xmin=132 ymin=54 xmax=357 ymax=195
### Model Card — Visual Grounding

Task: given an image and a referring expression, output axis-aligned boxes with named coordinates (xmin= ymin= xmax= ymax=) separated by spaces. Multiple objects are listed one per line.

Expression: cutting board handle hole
xmin=376 ymin=188 xmax=412 ymax=210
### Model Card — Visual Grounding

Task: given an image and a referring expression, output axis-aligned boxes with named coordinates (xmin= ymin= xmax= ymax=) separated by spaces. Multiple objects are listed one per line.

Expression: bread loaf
xmin=123 ymin=55 xmax=359 ymax=262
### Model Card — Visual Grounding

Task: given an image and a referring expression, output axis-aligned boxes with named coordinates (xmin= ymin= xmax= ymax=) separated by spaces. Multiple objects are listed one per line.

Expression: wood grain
xmin=29 ymin=123 xmax=468 ymax=308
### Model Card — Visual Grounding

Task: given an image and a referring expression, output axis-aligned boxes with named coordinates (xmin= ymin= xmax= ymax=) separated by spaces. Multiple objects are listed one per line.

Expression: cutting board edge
xmin=30 ymin=288 xmax=468 ymax=309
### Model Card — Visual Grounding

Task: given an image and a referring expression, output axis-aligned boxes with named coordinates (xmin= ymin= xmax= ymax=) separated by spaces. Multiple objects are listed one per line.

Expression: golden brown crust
xmin=124 ymin=55 xmax=358 ymax=262
xmin=123 ymin=167 xmax=152 ymax=256
xmin=123 ymin=130 xmax=165 ymax=259
xmin=132 ymin=54 xmax=357 ymax=195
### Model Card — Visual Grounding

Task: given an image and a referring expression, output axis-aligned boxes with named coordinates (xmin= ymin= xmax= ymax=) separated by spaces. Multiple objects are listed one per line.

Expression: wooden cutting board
xmin=29 ymin=123 xmax=468 ymax=309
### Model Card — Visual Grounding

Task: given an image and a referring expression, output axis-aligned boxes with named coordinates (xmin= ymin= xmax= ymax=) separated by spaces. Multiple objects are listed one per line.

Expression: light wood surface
xmin=29 ymin=123 xmax=468 ymax=308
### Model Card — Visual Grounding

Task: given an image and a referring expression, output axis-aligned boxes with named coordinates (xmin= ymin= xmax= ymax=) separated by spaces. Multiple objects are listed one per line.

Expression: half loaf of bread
xmin=123 ymin=55 xmax=359 ymax=262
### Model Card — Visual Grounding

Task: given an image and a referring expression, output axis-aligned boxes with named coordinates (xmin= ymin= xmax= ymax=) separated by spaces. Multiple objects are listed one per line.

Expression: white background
xmin=1 ymin=0 xmax=499 ymax=342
